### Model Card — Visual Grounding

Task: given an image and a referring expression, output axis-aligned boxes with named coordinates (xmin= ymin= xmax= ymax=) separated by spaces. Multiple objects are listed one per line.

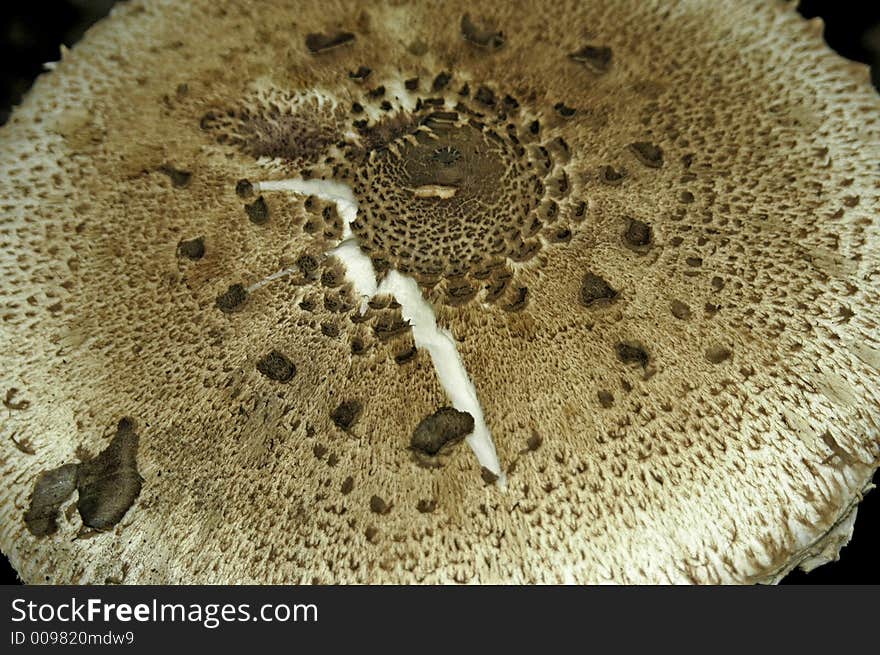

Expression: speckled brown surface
xmin=1 ymin=0 xmax=878 ymax=584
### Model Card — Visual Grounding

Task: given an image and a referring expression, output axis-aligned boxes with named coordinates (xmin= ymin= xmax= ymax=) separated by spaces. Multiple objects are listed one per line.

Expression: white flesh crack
xmin=254 ymin=178 xmax=505 ymax=483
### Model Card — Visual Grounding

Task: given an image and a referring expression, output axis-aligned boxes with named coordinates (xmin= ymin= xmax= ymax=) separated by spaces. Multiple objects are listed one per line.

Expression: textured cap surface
xmin=0 ymin=0 xmax=878 ymax=584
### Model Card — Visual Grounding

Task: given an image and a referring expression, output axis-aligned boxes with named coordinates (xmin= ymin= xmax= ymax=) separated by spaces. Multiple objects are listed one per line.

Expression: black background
xmin=0 ymin=1 xmax=878 ymax=585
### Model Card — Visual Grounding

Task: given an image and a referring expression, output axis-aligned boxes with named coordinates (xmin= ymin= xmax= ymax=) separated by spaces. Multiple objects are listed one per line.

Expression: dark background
xmin=0 ymin=1 xmax=878 ymax=585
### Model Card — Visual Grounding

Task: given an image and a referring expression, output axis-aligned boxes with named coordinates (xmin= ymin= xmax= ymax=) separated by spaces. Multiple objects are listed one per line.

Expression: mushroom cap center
xmin=350 ymin=106 xmax=568 ymax=298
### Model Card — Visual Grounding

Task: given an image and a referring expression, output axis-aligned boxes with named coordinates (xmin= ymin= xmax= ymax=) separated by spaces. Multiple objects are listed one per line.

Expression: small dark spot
xmin=245 ymin=196 xmax=269 ymax=225
xmin=529 ymin=120 xmax=540 ymax=135
xmin=256 ymin=351 xmax=296 ymax=382
xmin=670 ymin=300 xmax=692 ymax=320
xmin=411 ymin=407 xmax=474 ymax=455
xmin=416 ymin=499 xmax=437 ymax=513
xmin=552 ymin=228 xmax=572 ymax=243
xmin=569 ymin=45 xmax=613 ymax=74
xmin=629 ymin=142 xmax=664 ymax=168
xmin=380 ymin=100 xmax=392 ymax=111
xmin=394 ymin=346 xmax=418 ymax=364
xmin=480 ymin=467 xmax=499 ymax=484
xmin=327 ymin=454 xmax=339 ymax=467
xmin=76 ymin=419 xmax=143 ymax=531
xmin=4 ymin=388 xmax=30 ymax=411
xmin=679 ymin=191 xmax=695 ymax=204
xmin=367 ymin=85 xmax=386 ymax=98
xmin=369 ymin=495 xmax=391 ymax=514
xmin=526 ymin=432 xmax=542 ymax=451
xmin=296 ymin=253 xmax=320 ymax=277
xmin=351 ymin=102 xmax=364 ymax=114
xmin=554 ymin=102 xmax=576 ymax=117
xmin=364 ymin=526 xmax=379 ymax=542
xmin=176 ymin=237 xmax=205 ymax=260
xmin=461 ymin=14 xmax=504 ymax=49
xmin=10 ymin=433 xmax=35 ymax=454
xmin=199 ymin=111 xmax=216 ymax=130
xmin=404 ymin=77 xmax=419 ymax=91
xmin=331 ymin=400 xmax=362 ymax=431
xmin=459 ymin=83 xmax=470 ymax=97
xmin=597 ymin=390 xmax=614 ymax=408
xmin=348 ymin=66 xmax=372 ymax=80
xmin=580 ymin=272 xmax=618 ymax=307
xmin=432 ymin=71 xmax=452 ymax=91
xmin=313 ymin=444 xmax=328 ymax=459
xmin=321 ymin=266 xmax=342 ymax=287
xmin=685 ymin=256 xmax=703 ymax=267
xmin=616 ymin=342 xmax=650 ymax=368
xmin=408 ymin=40 xmax=428 ymax=56
xmin=25 ymin=463 xmax=78 ymax=536
xmin=305 ymin=31 xmax=355 ymax=54
xmin=475 ymin=86 xmax=496 ymax=107
xmin=706 ymin=346 xmax=732 ymax=364
xmin=235 ymin=179 xmax=253 ymax=198
xmin=341 ymin=476 xmax=354 ymax=495
xmin=320 ymin=322 xmax=339 ymax=338
xmin=504 ymin=286 xmax=529 ymax=312
xmin=624 ymin=219 xmax=652 ymax=249
xmin=502 ymin=94 xmax=519 ymax=110
xmin=599 ymin=165 xmax=625 ymax=185
xmin=711 ymin=276 xmax=725 ymax=291
xmin=215 ymin=284 xmax=248 ymax=313
xmin=158 ymin=164 xmax=191 ymax=188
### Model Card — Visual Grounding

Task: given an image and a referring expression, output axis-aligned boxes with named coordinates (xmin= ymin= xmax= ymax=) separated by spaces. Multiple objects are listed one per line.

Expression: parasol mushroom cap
xmin=0 ymin=0 xmax=878 ymax=583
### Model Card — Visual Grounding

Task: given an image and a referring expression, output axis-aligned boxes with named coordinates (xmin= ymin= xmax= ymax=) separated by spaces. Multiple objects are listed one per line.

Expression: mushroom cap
xmin=1 ymin=0 xmax=879 ymax=584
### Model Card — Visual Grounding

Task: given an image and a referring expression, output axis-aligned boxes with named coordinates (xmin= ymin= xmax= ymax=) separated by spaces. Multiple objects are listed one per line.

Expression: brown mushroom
xmin=0 ymin=1 xmax=878 ymax=585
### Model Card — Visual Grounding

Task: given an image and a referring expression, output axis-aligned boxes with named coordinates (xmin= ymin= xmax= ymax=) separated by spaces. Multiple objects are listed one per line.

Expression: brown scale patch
xmin=624 ymin=219 xmax=652 ymax=249
xmin=416 ymin=499 xmax=437 ymax=513
xmin=461 ymin=14 xmax=504 ymax=50
xmin=26 ymin=420 xmax=143 ymax=537
xmin=706 ymin=345 xmax=732 ymax=364
xmin=256 ymin=351 xmax=296 ymax=382
xmin=599 ymin=165 xmax=626 ymax=185
xmin=202 ymin=89 xmax=344 ymax=166
xmin=597 ymin=390 xmax=615 ymax=408
xmin=569 ymin=45 xmax=613 ymax=74
xmin=75 ymin=419 xmax=143 ymax=531
xmin=410 ymin=407 xmax=474 ymax=455
xmin=616 ymin=342 xmax=650 ymax=368
xmin=629 ymin=141 xmax=664 ymax=168
xmin=305 ymin=31 xmax=355 ymax=54
xmin=369 ymin=495 xmax=391 ymax=514
xmin=331 ymin=400 xmax=362 ymax=431
xmin=235 ymin=179 xmax=253 ymax=198
xmin=670 ymin=300 xmax=692 ymax=320
xmin=157 ymin=164 xmax=192 ymax=188
xmin=244 ymin=196 xmax=269 ymax=225
xmin=24 ymin=464 xmax=78 ymax=537
xmin=176 ymin=237 xmax=205 ymax=260
xmin=580 ymin=273 xmax=618 ymax=307
xmin=215 ymin=284 xmax=248 ymax=313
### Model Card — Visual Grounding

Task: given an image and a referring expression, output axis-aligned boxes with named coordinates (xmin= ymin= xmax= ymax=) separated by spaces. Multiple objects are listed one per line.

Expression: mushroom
xmin=0 ymin=0 xmax=878 ymax=584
